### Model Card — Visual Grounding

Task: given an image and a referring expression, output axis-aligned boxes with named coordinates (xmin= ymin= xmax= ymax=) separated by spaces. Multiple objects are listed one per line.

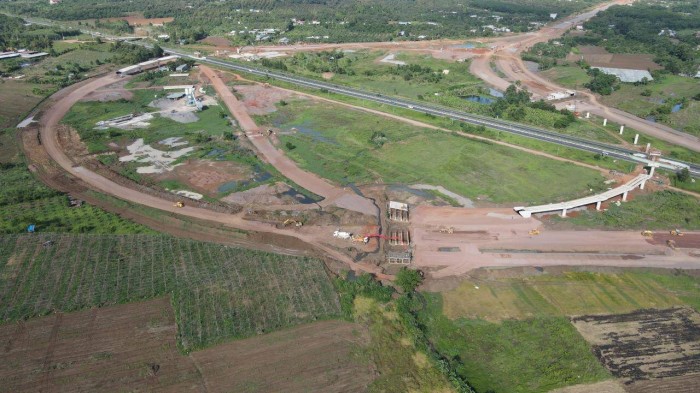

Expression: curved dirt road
xmin=38 ymin=73 xmax=387 ymax=278
xmin=199 ymin=65 xmax=378 ymax=216
xmin=469 ymin=0 xmax=700 ymax=152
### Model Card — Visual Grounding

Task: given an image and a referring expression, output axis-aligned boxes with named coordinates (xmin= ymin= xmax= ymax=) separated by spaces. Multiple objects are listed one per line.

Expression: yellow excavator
xmin=174 ymin=201 xmax=185 ymax=208
xmin=670 ymin=229 xmax=684 ymax=237
xmin=439 ymin=226 xmax=454 ymax=234
xmin=529 ymin=229 xmax=540 ymax=236
xmin=283 ymin=219 xmax=303 ymax=227
xmin=641 ymin=230 xmax=653 ymax=237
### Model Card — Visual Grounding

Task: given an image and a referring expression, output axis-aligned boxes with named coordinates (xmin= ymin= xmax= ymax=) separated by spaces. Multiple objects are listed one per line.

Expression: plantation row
xmin=0 ymin=234 xmax=341 ymax=351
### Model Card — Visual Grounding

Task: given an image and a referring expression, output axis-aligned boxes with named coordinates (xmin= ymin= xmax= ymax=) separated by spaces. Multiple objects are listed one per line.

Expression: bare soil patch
xmin=547 ymin=380 xmax=626 ymax=393
xmin=647 ymin=233 xmax=700 ymax=249
xmin=567 ymin=46 xmax=662 ymax=70
xmin=234 ymin=84 xmax=298 ymax=115
xmin=191 ymin=320 xmax=373 ymax=393
xmin=80 ymin=89 xmax=133 ymax=102
xmin=625 ymin=373 xmax=700 ymax=393
xmin=103 ymin=16 xmax=174 ymax=26
xmin=158 ymin=159 xmax=252 ymax=195
xmin=221 ymin=181 xmax=305 ymax=205
xmin=0 ymin=297 xmax=205 ymax=392
xmin=200 ymin=36 xmax=232 ymax=47
xmin=572 ymin=308 xmax=700 ymax=385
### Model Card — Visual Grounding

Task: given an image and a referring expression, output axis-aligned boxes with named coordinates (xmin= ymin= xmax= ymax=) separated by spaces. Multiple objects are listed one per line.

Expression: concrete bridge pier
xmin=596 ymin=201 xmax=602 ymax=210
xmin=561 ymin=208 xmax=567 ymax=217
xmin=619 ymin=125 xmax=624 ymax=135
xmin=622 ymin=191 xmax=628 ymax=201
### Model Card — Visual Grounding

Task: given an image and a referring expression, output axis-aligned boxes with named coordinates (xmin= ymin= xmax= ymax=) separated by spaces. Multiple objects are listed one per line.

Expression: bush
xmin=395 ymin=268 xmax=423 ymax=293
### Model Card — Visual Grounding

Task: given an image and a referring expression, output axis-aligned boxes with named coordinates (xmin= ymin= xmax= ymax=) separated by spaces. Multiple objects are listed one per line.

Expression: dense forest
xmin=0 ymin=13 xmax=80 ymax=50
xmin=1 ymin=0 xmax=605 ymax=43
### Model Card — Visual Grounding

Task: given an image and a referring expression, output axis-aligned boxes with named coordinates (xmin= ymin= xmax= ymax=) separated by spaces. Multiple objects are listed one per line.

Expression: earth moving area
xmin=34 ymin=63 xmax=700 ymax=279
xmin=0 ymin=297 xmax=372 ymax=393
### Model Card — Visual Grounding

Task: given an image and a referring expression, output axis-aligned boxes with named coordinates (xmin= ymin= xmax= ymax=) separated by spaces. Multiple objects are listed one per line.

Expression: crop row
xmin=0 ymin=234 xmax=341 ymax=351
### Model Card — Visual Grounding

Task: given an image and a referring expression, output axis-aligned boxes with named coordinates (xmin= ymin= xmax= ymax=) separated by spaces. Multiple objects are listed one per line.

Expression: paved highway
xmin=161 ymin=48 xmax=700 ymax=177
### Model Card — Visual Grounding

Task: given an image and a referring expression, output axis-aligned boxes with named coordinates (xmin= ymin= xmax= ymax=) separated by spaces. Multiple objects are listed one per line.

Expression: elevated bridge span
xmin=514 ymin=173 xmax=651 ymax=218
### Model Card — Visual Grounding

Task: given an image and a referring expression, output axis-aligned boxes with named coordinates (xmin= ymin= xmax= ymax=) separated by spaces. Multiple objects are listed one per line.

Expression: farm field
xmin=191 ymin=320 xmax=374 ymax=392
xmin=265 ymin=98 xmax=608 ymax=205
xmin=414 ymin=269 xmax=700 ymax=393
xmin=0 ymin=234 xmax=341 ymax=351
xmin=0 ymin=297 xmax=205 ymax=392
xmin=572 ymin=308 xmax=700 ymax=384
xmin=418 ymin=293 xmax=611 ymax=393
xmin=0 ymin=128 xmax=151 ymax=234
xmin=0 ymin=298 xmax=370 ymax=393
xmin=440 ymin=270 xmax=700 ymax=321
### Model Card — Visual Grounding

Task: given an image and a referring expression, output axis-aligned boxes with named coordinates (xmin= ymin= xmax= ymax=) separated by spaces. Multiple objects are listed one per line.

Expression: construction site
xmin=18 ymin=52 xmax=698 ymax=281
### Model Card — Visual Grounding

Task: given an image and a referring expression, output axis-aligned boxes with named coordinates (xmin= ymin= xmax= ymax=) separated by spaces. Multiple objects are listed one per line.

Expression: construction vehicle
xmin=439 ymin=226 xmax=454 ymax=234
xmin=670 ymin=229 xmax=684 ymax=237
xmin=352 ymin=235 xmax=369 ymax=244
xmin=283 ymin=219 xmax=303 ymax=227
xmin=667 ymin=239 xmax=676 ymax=250
xmin=641 ymin=230 xmax=653 ymax=237
xmin=529 ymin=229 xmax=540 ymax=236
xmin=174 ymin=201 xmax=185 ymax=208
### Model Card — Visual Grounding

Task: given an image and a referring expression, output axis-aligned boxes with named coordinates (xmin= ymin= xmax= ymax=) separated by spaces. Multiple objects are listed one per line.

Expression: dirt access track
xmin=199 ymin=65 xmax=378 ymax=216
xmin=36 ymin=73 xmax=386 ymax=279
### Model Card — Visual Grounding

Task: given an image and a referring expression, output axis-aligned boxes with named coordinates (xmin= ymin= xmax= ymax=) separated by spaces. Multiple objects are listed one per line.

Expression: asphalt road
xmin=161 ymin=49 xmax=700 ymax=177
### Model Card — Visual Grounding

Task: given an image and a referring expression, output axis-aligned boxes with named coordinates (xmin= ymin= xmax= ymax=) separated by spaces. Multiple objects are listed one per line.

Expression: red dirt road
xmin=468 ymin=0 xmax=700 ymax=152
xmin=411 ymin=206 xmax=700 ymax=278
xmin=37 ymin=73 xmax=386 ymax=278
xmin=200 ymin=65 xmax=378 ymax=216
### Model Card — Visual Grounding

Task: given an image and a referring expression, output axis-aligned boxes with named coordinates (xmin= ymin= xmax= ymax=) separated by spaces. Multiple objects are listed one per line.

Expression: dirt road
xmin=468 ymin=0 xmax=700 ymax=152
xmin=37 ymin=73 xmax=387 ymax=278
xmin=411 ymin=206 xmax=700 ymax=278
xmin=199 ymin=65 xmax=378 ymax=216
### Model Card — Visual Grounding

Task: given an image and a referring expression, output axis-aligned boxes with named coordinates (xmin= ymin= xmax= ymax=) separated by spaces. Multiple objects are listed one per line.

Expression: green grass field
xmin=0 ymin=234 xmax=341 ymax=351
xmin=419 ymin=294 xmax=611 ymax=393
xmin=440 ymin=270 xmax=697 ymax=321
xmin=540 ymin=65 xmax=591 ymax=89
xmin=600 ymin=75 xmax=700 ymax=137
xmin=562 ymin=191 xmax=700 ymax=230
xmin=0 ymin=81 xmax=46 ymax=128
xmin=264 ymin=98 xmax=607 ymax=204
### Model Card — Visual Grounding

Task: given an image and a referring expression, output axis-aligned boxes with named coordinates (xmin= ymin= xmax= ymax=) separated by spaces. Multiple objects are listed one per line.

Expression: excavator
xmin=174 ymin=201 xmax=185 ymax=208
xmin=641 ymin=230 xmax=653 ymax=237
xmin=670 ymin=229 xmax=684 ymax=237
xmin=529 ymin=229 xmax=540 ymax=236
xmin=283 ymin=219 xmax=303 ymax=227
xmin=439 ymin=226 xmax=454 ymax=234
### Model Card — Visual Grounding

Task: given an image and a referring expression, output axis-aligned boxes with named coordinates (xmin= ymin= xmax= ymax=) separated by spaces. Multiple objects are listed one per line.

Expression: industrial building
xmin=116 ymin=55 xmax=179 ymax=76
